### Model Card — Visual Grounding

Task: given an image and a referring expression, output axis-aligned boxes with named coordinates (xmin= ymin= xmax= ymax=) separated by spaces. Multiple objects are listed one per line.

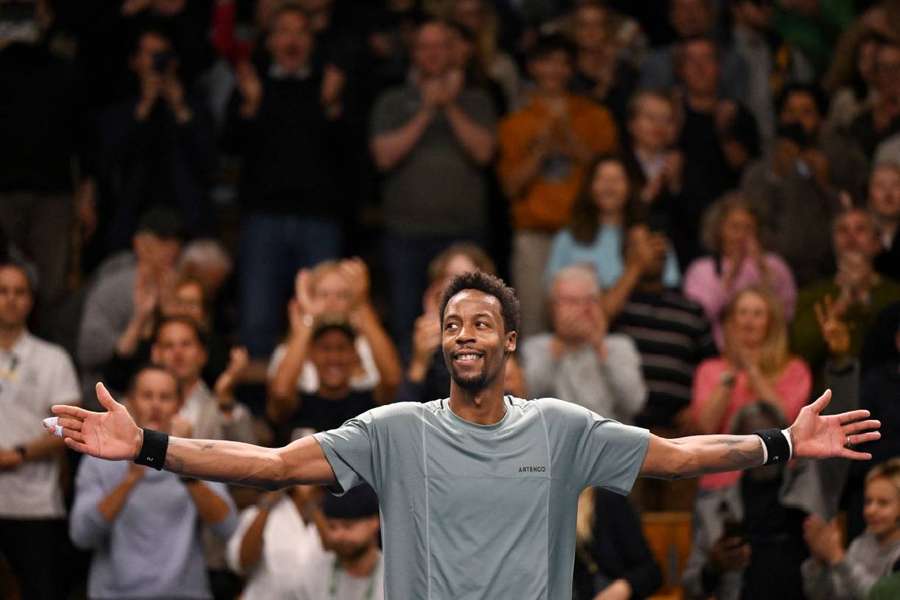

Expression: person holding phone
xmin=683 ymin=402 xmax=814 ymax=599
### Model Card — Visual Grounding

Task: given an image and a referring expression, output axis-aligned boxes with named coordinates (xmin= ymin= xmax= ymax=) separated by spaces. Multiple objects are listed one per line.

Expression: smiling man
xmin=54 ymin=272 xmax=880 ymax=599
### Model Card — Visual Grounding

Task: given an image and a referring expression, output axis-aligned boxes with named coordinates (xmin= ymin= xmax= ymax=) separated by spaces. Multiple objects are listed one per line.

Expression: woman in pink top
xmin=683 ymin=193 xmax=797 ymax=349
xmin=692 ymin=286 xmax=812 ymax=489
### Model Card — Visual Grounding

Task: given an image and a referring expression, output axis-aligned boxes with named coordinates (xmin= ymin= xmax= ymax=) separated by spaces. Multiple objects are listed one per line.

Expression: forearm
xmin=19 ymin=434 xmax=67 ymax=462
xmin=98 ymin=475 xmax=141 ymax=522
xmin=646 ymin=434 xmax=764 ymax=480
xmin=183 ymin=480 xmax=232 ymax=524
xmin=268 ymin=329 xmax=311 ymax=420
xmin=356 ymin=309 xmax=402 ymax=403
xmin=371 ymin=108 xmax=434 ymax=171
xmin=696 ymin=384 xmax=733 ymax=434
xmin=600 ymin=265 xmax=642 ymax=320
xmin=115 ymin=317 xmax=147 ymax=357
xmin=160 ymin=435 xmax=334 ymax=490
xmin=238 ymin=508 xmax=270 ymax=571
xmin=445 ymin=103 xmax=495 ymax=165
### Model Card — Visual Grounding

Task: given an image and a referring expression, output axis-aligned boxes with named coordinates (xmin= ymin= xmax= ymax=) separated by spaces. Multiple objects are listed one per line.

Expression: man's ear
xmin=505 ymin=330 xmax=517 ymax=354
xmin=150 ymin=343 xmax=161 ymax=365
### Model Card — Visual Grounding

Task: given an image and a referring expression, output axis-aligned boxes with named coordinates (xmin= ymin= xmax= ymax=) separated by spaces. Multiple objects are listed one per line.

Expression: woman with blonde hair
xmin=683 ymin=193 xmax=797 ymax=349
xmin=802 ymin=458 xmax=900 ymax=599
xmin=691 ymin=286 xmax=812 ymax=490
xmin=572 ymin=486 xmax=662 ymax=600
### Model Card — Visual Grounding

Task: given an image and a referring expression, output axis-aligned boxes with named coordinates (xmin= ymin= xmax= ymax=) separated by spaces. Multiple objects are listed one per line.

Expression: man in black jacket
xmin=223 ymin=3 xmax=347 ymax=359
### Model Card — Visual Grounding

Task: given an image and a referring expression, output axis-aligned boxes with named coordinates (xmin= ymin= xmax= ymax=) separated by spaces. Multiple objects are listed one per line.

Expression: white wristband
xmin=781 ymin=428 xmax=793 ymax=458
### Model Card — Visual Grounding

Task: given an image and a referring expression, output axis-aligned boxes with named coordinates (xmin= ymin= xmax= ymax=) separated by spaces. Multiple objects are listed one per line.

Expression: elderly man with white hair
xmin=521 ymin=264 xmax=647 ymax=423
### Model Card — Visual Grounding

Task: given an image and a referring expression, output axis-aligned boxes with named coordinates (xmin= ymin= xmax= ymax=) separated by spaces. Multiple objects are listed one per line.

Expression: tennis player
xmin=53 ymin=272 xmax=880 ymax=599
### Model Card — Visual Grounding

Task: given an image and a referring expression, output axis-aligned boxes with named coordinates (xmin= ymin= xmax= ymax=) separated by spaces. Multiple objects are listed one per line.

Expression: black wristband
xmin=134 ymin=428 xmax=169 ymax=470
xmin=754 ymin=428 xmax=791 ymax=465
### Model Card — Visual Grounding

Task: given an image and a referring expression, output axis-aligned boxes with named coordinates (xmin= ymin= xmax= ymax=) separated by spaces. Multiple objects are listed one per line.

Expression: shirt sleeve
xmin=313 ymin=411 xmax=378 ymax=494
xmin=542 ymin=399 xmax=649 ymax=495
xmin=48 ymin=347 xmax=81 ymax=409
xmin=69 ymin=457 xmax=114 ymax=550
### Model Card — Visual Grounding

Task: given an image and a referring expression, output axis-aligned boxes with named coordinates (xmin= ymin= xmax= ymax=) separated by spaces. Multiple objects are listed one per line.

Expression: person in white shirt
xmin=522 ymin=264 xmax=647 ymax=423
xmin=0 ymin=262 xmax=80 ymax=599
xmin=281 ymin=484 xmax=383 ymax=600
xmin=226 ymin=485 xmax=325 ymax=600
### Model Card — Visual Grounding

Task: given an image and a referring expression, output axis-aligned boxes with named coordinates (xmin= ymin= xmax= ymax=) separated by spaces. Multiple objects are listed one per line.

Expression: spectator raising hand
xmin=269 ymin=259 xmax=401 ymax=420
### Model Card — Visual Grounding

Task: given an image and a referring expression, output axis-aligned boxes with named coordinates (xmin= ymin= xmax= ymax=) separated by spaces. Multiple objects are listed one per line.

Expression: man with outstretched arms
xmin=53 ymin=272 xmax=880 ymax=600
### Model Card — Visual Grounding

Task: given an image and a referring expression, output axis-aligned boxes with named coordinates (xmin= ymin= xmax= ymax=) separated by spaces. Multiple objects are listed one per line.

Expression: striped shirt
xmin=611 ymin=290 xmax=716 ymax=428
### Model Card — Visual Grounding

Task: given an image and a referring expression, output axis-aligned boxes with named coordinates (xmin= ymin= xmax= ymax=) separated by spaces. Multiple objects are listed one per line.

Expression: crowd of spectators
xmin=2 ymin=0 xmax=900 ymax=598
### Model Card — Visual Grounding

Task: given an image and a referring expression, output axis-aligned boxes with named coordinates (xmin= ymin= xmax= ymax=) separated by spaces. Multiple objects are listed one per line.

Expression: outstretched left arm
xmin=641 ymin=389 xmax=880 ymax=479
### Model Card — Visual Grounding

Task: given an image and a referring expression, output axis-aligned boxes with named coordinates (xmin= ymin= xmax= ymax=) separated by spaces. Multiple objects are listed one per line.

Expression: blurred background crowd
xmin=1 ymin=0 xmax=900 ymax=598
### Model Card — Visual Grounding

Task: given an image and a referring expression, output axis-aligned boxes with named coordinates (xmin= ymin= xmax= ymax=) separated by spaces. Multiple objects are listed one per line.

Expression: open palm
xmin=51 ymin=383 xmax=142 ymax=461
xmin=790 ymin=390 xmax=881 ymax=460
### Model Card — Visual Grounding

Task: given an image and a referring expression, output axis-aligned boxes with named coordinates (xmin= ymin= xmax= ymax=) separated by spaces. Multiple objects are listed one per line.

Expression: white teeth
xmin=456 ymin=354 xmax=480 ymax=361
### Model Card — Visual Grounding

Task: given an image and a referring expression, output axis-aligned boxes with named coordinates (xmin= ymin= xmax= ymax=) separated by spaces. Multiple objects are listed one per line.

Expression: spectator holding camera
xmin=96 ymin=28 xmax=216 ymax=250
xmin=268 ymin=258 xmax=401 ymax=414
xmin=683 ymin=402 xmax=814 ymax=600
xmin=70 ymin=366 xmax=237 ymax=600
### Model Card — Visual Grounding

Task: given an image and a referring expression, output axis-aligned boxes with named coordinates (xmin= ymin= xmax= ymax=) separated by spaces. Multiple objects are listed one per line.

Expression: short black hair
xmin=439 ymin=272 xmax=520 ymax=334
xmin=311 ymin=318 xmax=356 ymax=345
xmin=526 ymin=33 xmax=576 ymax=65
xmin=776 ymin=83 xmax=829 ymax=118
xmin=137 ymin=206 xmax=186 ymax=240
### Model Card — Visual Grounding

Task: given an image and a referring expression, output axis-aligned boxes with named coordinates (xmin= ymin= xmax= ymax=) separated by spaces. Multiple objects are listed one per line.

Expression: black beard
xmin=450 ymin=368 xmax=490 ymax=392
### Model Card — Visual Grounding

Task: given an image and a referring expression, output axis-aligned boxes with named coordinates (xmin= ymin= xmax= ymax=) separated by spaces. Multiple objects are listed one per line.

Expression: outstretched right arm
xmin=52 ymin=383 xmax=336 ymax=491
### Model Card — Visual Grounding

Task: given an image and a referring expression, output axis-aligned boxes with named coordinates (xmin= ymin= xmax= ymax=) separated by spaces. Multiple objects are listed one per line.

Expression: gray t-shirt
xmin=314 ymin=396 xmax=650 ymax=600
xmin=369 ymin=86 xmax=496 ymax=237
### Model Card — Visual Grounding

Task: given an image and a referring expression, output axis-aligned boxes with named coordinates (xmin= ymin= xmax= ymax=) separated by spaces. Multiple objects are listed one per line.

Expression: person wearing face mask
xmin=802 ymin=458 xmax=900 ymax=599
xmin=69 ymin=366 xmax=237 ymax=600
xmin=268 ymin=258 xmax=401 ymax=414
xmin=684 ymin=194 xmax=797 ymax=350
xmin=692 ymin=286 xmax=811 ymax=490
xmin=683 ymin=401 xmax=818 ymax=600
